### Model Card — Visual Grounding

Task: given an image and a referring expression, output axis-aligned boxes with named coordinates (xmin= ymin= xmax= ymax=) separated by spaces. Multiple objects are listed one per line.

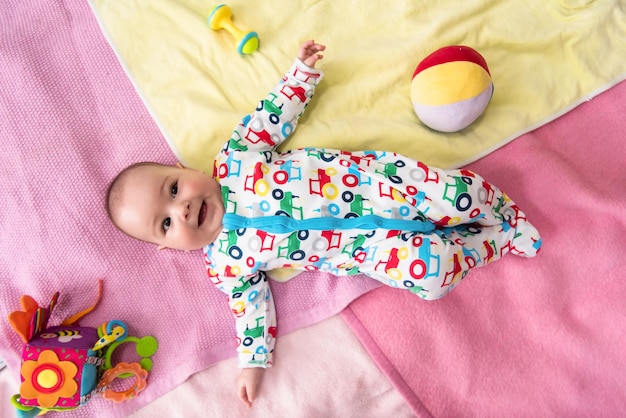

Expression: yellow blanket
xmin=90 ymin=0 xmax=626 ymax=281
xmin=89 ymin=0 xmax=626 ymax=172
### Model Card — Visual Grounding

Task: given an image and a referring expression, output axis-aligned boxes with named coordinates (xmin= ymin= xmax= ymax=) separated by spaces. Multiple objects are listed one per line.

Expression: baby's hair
xmin=106 ymin=161 xmax=166 ymax=230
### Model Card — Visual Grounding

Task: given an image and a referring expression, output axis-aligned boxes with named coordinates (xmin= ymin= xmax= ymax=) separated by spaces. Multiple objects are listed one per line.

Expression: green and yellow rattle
xmin=208 ymin=4 xmax=259 ymax=55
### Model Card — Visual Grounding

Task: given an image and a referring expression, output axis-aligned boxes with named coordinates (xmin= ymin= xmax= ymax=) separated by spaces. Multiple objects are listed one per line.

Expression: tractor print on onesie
xmin=229 ymin=272 xmax=277 ymax=366
xmin=375 ymin=233 xmax=442 ymax=299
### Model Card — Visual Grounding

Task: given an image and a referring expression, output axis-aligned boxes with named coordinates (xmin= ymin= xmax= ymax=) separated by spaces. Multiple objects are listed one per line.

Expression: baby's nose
xmin=177 ymin=201 xmax=190 ymax=220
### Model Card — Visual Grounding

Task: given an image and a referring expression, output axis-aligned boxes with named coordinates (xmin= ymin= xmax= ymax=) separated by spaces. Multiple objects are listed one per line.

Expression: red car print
xmin=309 ymin=167 xmax=339 ymax=199
xmin=375 ymin=246 xmax=409 ymax=280
xmin=244 ymin=162 xmax=270 ymax=196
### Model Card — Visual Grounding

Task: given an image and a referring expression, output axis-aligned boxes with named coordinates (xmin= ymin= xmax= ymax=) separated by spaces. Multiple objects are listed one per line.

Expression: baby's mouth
xmin=198 ymin=201 xmax=207 ymax=226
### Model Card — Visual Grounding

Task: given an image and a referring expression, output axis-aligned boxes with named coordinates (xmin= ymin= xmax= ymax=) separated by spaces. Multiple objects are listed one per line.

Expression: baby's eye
xmin=162 ymin=217 xmax=171 ymax=232
xmin=170 ymin=182 xmax=178 ymax=198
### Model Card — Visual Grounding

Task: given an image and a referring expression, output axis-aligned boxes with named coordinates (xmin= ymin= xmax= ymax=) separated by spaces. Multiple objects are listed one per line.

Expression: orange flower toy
xmin=7 ymin=280 xmax=158 ymax=417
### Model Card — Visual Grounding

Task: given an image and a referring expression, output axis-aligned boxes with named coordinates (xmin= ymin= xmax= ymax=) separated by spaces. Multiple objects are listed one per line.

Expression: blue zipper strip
xmin=222 ymin=214 xmax=436 ymax=234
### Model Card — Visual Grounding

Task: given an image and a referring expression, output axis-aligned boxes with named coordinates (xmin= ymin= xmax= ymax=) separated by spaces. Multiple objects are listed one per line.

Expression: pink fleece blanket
xmin=343 ymin=80 xmax=626 ymax=416
xmin=0 ymin=2 xmax=377 ymax=417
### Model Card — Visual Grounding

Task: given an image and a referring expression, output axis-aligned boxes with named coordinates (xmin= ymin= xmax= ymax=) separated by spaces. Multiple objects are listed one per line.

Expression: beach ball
xmin=410 ymin=46 xmax=493 ymax=132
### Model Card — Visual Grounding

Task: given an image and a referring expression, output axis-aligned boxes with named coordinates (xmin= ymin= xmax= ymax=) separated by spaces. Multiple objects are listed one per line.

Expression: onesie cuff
xmin=292 ymin=58 xmax=324 ymax=85
xmin=237 ymin=352 xmax=273 ymax=368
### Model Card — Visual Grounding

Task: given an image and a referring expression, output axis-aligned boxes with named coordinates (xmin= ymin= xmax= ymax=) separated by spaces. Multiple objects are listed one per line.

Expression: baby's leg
xmin=404 ymin=164 xmax=527 ymax=228
xmin=355 ymin=223 xmax=540 ymax=301
xmin=354 ymin=151 xmax=530 ymax=228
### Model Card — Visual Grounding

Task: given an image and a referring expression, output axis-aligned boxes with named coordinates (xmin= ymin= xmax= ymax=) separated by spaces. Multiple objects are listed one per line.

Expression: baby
xmin=107 ymin=40 xmax=541 ymax=407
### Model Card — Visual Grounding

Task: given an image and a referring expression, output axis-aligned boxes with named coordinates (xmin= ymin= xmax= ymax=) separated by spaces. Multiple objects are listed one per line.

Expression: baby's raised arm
xmin=218 ymin=41 xmax=325 ymax=156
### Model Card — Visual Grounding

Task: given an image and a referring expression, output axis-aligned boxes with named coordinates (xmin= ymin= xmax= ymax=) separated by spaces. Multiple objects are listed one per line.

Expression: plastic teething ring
xmin=98 ymin=362 xmax=148 ymax=402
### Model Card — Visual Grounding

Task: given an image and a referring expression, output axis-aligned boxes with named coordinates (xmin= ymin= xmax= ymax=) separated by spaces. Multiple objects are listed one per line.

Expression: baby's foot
xmin=510 ymin=218 xmax=542 ymax=257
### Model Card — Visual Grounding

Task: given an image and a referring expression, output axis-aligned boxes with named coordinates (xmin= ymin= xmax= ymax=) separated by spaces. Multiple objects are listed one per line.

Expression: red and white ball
xmin=411 ymin=46 xmax=493 ymax=132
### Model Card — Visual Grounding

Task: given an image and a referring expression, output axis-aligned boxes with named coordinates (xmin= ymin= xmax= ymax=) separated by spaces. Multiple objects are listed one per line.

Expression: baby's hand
xmin=236 ymin=367 xmax=265 ymax=408
xmin=298 ymin=40 xmax=325 ymax=68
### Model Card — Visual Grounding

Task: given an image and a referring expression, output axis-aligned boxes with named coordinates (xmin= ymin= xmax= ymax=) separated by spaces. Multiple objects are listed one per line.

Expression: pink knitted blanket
xmin=0 ymin=2 xmax=377 ymax=416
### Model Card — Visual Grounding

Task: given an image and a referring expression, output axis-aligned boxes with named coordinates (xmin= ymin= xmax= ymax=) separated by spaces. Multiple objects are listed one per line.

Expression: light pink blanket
xmin=343 ymin=80 xmax=626 ymax=416
xmin=0 ymin=2 xmax=377 ymax=417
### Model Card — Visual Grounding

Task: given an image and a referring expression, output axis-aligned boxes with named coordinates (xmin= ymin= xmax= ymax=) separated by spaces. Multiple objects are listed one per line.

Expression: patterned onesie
xmin=204 ymin=59 xmax=542 ymax=368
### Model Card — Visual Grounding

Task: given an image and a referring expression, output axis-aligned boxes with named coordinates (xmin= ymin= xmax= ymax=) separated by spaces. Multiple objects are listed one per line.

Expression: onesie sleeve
xmin=212 ymin=270 xmax=277 ymax=368
xmin=231 ymin=272 xmax=276 ymax=368
xmin=220 ymin=59 xmax=323 ymax=154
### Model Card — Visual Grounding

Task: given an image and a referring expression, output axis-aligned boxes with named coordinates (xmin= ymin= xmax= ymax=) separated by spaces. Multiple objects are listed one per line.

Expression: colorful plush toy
xmin=7 ymin=280 xmax=158 ymax=417
xmin=410 ymin=45 xmax=493 ymax=132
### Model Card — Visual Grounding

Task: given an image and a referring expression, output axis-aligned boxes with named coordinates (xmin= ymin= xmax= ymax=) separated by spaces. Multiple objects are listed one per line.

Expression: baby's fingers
xmin=299 ymin=40 xmax=326 ymax=67
xmin=238 ymin=384 xmax=253 ymax=408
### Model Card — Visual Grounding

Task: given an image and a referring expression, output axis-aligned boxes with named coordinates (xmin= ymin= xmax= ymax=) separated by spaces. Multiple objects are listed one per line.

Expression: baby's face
xmin=116 ymin=164 xmax=224 ymax=251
